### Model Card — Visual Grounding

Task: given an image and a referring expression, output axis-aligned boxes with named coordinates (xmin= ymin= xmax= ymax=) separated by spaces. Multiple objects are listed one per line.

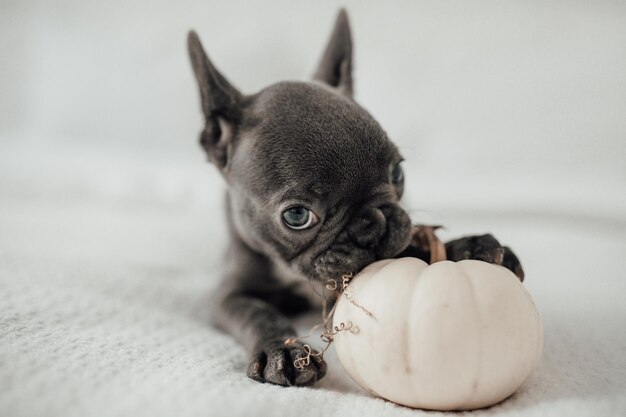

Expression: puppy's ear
xmin=187 ymin=30 xmax=242 ymax=169
xmin=312 ymin=9 xmax=353 ymax=97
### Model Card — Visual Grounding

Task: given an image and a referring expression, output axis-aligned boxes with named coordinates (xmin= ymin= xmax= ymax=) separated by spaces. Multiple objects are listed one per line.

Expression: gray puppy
xmin=187 ymin=10 xmax=523 ymax=387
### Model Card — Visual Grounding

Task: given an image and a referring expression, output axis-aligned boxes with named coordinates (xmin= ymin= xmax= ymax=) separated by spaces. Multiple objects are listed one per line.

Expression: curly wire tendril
xmin=325 ymin=279 xmax=338 ymax=291
xmin=292 ymin=322 xmax=355 ymax=370
xmin=340 ymin=272 xmax=375 ymax=319
xmin=293 ymin=344 xmax=316 ymax=369
xmin=288 ymin=271 xmax=374 ymax=370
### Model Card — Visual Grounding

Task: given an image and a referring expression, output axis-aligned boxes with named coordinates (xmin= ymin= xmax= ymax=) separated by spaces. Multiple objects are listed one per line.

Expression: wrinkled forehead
xmin=238 ymin=82 xmax=399 ymax=199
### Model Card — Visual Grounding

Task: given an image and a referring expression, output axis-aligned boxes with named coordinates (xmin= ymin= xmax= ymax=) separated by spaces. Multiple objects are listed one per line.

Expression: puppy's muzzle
xmin=346 ymin=203 xmax=412 ymax=259
xmin=347 ymin=206 xmax=387 ymax=249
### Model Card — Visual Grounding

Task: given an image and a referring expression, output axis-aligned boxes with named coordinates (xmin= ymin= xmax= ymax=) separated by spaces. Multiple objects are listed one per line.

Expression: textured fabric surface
xmin=2 ymin=1 xmax=626 ymax=415
xmin=1 ymin=143 xmax=625 ymax=417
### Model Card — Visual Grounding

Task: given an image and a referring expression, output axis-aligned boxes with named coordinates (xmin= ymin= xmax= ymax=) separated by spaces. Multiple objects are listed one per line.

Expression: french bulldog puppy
xmin=187 ymin=10 xmax=523 ymax=387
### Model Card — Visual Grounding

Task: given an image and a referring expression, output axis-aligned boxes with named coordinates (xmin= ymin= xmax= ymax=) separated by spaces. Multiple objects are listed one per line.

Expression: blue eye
xmin=390 ymin=162 xmax=404 ymax=185
xmin=282 ymin=206 xmax=318 ymax=230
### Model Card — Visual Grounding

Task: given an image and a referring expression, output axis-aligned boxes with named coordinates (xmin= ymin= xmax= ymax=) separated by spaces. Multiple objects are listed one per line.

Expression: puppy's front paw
xmin=445 ymin=234 xmax=525 ymax=281
xmin=247 ymin=339 xmax=327 ymax=386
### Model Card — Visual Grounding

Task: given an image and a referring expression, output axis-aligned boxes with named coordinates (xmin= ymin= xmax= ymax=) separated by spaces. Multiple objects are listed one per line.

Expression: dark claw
xmin=502 ymin=246 xmax=525 ymax=281
xmin=246 ymin=339 xmax=326 ymax=386
xmin=247 ymin=352 xmax=266 ymax=382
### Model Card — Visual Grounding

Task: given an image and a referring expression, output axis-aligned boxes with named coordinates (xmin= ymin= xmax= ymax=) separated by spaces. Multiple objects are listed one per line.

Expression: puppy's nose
xmin=347 ymin=207 xmax=387 ymax=249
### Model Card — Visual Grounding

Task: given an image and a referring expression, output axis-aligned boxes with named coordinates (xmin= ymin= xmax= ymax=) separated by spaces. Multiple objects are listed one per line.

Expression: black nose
xmin=347 ymin=206 xmax=387 ymax=249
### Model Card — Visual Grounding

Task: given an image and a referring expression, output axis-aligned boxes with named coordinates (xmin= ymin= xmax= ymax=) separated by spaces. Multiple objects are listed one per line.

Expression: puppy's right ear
xmin=187 ymin=31 xmax=242 ymax=169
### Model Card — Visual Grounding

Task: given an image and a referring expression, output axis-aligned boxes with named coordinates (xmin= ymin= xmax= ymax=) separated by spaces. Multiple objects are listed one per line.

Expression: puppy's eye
xmin=282 ymin=206 xmax=319 ymax=230
xmin=390 ymin=162 xmax=404 ymax=185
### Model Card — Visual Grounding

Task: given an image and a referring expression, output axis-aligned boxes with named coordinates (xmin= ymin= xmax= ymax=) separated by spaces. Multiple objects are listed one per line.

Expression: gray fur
xmin=187 ymin=9 xmax=523 ymax=386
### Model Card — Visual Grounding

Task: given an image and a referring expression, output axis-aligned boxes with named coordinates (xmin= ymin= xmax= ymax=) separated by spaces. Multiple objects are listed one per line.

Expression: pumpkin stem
xmin=411 ymin=225 xmax=447 ymax=263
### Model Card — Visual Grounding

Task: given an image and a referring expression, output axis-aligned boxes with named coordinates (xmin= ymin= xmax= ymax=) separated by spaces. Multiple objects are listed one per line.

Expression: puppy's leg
xmin=445 ymin=234 xmax=525 ymax=281
xmin=211 ymin=239 xmax=326 ymax=386
xmin=213 ymin=291 xmax=326 ymax=386
xmin=399 ymin=227 xmax=524 ymax=281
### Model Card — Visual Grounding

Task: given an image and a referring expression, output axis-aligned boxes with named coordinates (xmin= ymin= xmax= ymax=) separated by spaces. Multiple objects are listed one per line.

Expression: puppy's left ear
xmin=187 ymin=30 xmax=242 ymax=169
xmin=313 ymin=9 xmax=353 ymax=97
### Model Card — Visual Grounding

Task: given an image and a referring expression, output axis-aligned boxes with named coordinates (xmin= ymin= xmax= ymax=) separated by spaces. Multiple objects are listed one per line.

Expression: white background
xmin=1 ymin=1 xmax=625 ymax=416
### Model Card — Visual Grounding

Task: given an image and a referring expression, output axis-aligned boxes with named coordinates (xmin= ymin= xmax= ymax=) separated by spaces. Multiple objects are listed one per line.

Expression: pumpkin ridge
xmin=459 ymin=261 xmax=483 ymax=410
xmin=406 ymin=262 xmax=427 ymax=388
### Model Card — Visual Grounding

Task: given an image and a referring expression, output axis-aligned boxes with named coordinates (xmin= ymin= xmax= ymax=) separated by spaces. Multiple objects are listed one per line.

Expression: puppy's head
xmin=188 ymin=10 xmax=412 ymax=282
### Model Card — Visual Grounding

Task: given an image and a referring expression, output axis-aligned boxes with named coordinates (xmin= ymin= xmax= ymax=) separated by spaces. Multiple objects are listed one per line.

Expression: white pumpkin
xmin=332 ymin=258 xmax=543 ymax=411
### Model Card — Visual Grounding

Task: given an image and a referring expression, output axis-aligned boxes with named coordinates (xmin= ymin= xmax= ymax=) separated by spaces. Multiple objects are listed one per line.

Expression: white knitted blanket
xmin=1 ymin=143 xmax=624 ymax=417
xmin=2 ymin=1 xmax=625 ymax=415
